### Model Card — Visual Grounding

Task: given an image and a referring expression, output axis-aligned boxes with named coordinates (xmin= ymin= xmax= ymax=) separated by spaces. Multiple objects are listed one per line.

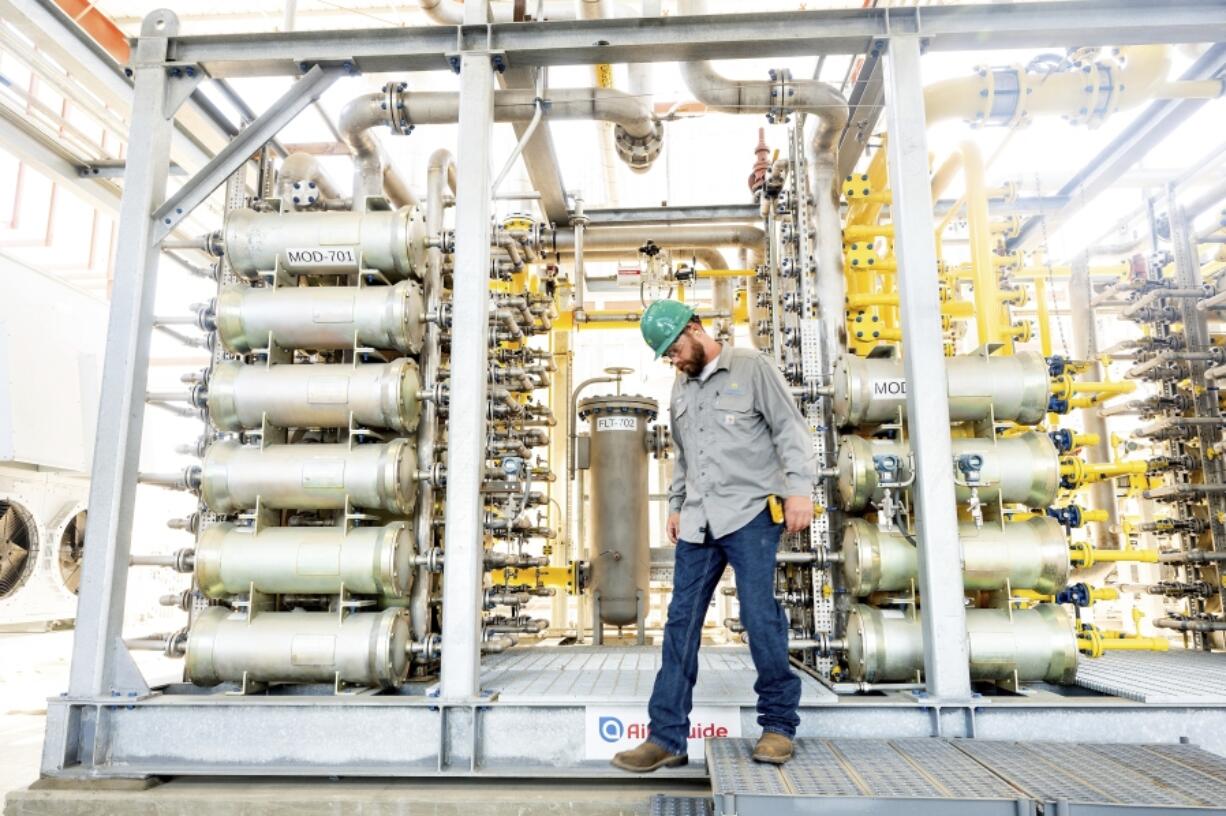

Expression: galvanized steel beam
xmin=166 ymin=1 xmax=1226 ymax=78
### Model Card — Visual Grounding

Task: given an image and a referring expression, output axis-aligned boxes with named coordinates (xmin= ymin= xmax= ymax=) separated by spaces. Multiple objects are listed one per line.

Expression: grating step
xmin=1074 ymin=650 xmax=1226 ymax=704
xmin=648 ymin=794 xmax=714 ymax=816
xmin=707 ymin=738 xmax=1226 ymax=815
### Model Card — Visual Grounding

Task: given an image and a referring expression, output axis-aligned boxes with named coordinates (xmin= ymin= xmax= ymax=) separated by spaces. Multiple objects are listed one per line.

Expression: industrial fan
xmin=0 ymin=500 xmax=37 ymax=599
xmin=57 ymin=509 xmax=86 ymax=594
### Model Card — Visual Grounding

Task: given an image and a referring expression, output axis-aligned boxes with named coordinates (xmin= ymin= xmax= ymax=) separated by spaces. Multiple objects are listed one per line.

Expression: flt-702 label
xmin=284 ymin=247 xmax=360 ymax=269
xmin=596 ymin=416 xmax=637 ymax=432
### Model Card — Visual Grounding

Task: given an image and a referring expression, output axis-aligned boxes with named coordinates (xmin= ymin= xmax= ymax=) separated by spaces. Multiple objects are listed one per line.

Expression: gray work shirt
xmin=667 ymin=344 xmax=817 ymax=541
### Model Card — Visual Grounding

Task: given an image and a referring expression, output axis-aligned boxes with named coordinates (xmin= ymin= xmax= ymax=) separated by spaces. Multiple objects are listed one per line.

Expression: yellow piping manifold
xmin=1078 ymin=623 xmax=1169 ymax=658
xmin=1060 ymin=457 xmax=1149 ymax=488
xmin=1068 ymin=541 xmax=1160 ymax=567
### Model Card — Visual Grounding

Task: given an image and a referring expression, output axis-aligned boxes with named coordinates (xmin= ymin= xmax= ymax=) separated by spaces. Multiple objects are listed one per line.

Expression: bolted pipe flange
xmin=613 ymin=120 xmax=664 ymax=172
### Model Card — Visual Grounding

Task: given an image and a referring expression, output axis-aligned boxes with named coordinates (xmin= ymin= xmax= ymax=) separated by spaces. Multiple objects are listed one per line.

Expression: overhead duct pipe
xmin=676 ymin=0 xmax=848 ymax=365
xmin=339 ymin=91 xmax=418 ymax=210
xmin=924 ymin=46 xmax=1223 ymax=128
xmin=391 ymin=87 xmax=662 ymax=172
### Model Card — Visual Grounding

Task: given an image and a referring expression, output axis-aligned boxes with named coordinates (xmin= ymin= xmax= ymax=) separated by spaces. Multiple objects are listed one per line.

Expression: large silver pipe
xmin=214 ymin=280 xmax=426 ymax=355
xmin=387 ymin=87 xmax=661 ymax=170
xmin=222 ymin=208 xmax=427 ymax=281
xmin=841 ymin=516 xmax=1070 ymax=596
xmin=837 ymin=433 xmax=1060 ymax=512
xmin=552 ymin=224 xmax=764 ymax=253
xmin=185 ymin=607 xmax=413 ymax=688
xmin=832 ymin=351 xmax=1051 ymax=427
xmin=338 ymin=92 xmax=417 ymax=209
xmin=207 ymin=358 xmax=422 ymax=433
xmin=410 ymin=148 xmax=455 ymax=642
xmin=276 ymin=152 xmax=342 ymax=210
xmin=195 ymin=521 xmax=415 ymax=598
xmin=844 ymin=604 xmax=1078 ymax=684
xmin=200 ymin=439 xmax=418 ymax=514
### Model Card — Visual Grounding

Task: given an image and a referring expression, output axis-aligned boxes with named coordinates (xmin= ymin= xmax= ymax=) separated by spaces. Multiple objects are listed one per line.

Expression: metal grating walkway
xmin=707 ymin=738 xmax=1226 ymax=815
xmin=480 ymin=646 xmax=836 ymax=704
xmin=1074 ymin=649 xmax=1226 ymax=703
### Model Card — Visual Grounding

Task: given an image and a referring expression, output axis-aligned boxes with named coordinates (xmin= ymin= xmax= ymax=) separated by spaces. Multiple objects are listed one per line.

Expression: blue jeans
xmin=646 ymin=508 xmax=801 ymax=755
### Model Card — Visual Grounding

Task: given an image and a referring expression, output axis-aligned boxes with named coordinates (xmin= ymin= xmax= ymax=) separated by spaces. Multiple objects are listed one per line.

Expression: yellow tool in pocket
xmin=767 ymin=495 xmax=785 ymax=524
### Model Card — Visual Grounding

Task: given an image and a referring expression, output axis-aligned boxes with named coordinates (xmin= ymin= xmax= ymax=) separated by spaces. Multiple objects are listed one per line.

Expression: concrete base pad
xmin=5 ymin=777 xmax=711 ymax=816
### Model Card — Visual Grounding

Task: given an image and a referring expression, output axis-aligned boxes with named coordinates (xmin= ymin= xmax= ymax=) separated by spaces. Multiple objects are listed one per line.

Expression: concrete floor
xmin=5 ymin=777 xmax=710 ymax=816
xmin=0 ymin=631 xmax=710 ymax=815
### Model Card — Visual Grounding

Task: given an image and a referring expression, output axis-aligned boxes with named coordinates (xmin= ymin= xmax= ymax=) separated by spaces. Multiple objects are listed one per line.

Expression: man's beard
xmin=678 ymin=341 xmax=708 ymax=377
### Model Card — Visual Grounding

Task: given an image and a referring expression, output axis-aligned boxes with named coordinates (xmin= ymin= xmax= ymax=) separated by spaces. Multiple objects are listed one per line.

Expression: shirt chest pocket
xmin=670 ymin=397 xmax=690 ymax=443
xmin=713 ymin=392 xmax=754 ymax=429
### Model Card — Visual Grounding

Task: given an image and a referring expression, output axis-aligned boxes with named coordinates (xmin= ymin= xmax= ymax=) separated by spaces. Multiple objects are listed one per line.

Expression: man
xmin=611 ymin=299 xmax=816 ymax=773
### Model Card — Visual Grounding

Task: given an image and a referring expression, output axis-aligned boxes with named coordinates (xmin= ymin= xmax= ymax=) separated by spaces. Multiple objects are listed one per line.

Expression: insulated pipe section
xmin=195 ymin=522 xmax=415 ymax=598
xmin=185 ymin=607 xmax=412 ymax=688
xmin=833 ymin=351 xmax=1051 ymax=427
xmin=386 ymin=87 xmax=662 ymax=171
xmin=214 ymin=280 xmax=426 ymax=355
xmin=844 ymin=604 xmax=1078 ymax=684
xmin=579 ymin=394 xmax=657 ymax=626
xmin=842 ymin=516 xmax=1070 ymax=596
xmin=837 ymin=433 xmax=1060 ymax=512
xmin=200 ymin=439 xmax=418 ymax=514
xmin=222 ymin=208 xmax=427 ymax=281
xmin=276 ymin=152 xmax=342 ymax=210
xmin=207 ymin=358 xmax=422 ymax=433
xmin=552 ymin=224 xmax=765 ymax=253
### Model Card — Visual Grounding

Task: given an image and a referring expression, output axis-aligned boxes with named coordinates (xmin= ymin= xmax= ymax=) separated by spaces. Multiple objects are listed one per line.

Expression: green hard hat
xmin=640 ymin=299 xmax=696 ymax=359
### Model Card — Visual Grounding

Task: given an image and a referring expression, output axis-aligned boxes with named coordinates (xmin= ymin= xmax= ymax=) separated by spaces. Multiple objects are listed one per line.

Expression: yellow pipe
xmin=1015 ymin=587 xmax=1119 ymax=604
xmin=490 ymin=564 xmax=580 ymax=594
xmin=845 ymin=138 xmax=889 ymax=226
xmin=1078 ymin=629 xmax=1169 ymax=658
xmin=962 ymin=140 xmax=1010 ymax=353
xmin=848 ymin=293 xmax=974 ymax=318
xmin=1035 ymin=277 xmax=1053 ymax=357
xmin=844 ymin=224 xmax=894 ymax=241
xmin=1050 ymin=374 xmax=1137 ymax=400
xmin=924 ymin=47 xmax=1216 ymax=128
xmin=1060 ymin=457 xmax=1149 ymax=487
xmin=695 ymin=268 xmax=754 ymax=279
xmin=1068 ymin=541 xmax=1160 ymax=567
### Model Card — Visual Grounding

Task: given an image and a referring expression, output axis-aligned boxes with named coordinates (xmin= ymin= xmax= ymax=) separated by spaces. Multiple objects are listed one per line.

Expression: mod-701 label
xmin=284 ymin=246 xmax=360 ymax=269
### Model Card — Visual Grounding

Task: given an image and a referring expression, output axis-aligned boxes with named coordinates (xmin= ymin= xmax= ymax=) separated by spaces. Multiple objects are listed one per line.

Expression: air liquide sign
xmin=584 ymin=706 xmax=741 ymax=761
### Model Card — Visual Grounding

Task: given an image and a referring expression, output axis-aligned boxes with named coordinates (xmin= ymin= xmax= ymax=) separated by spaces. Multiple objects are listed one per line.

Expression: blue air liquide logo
xmin=599 ymin=716 xmax=625 ymax=743
xmin=599 ymin=716 xmax=729 ymax=743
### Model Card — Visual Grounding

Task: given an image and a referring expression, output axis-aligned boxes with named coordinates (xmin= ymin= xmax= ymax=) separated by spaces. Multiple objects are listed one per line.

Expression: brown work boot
xmin=610 ymin=740 xmax=688 ymax=773
xmin=752 ymin=732 xmax=794 ymax=764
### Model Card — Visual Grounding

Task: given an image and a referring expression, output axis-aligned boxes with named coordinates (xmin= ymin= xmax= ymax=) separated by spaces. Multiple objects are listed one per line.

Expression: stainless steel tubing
xmin=200 ymin=439 xmax=418 ymax=514
xmin=832 ymin=351 xmax=1051 ymax=427
xmin=836 ymin=432 xmax=1060 ymax=512
xmin=841 ymin=516 xmax=1070 ymax=596
xmin=222 ymin=208 xmax=427 ymax=280
xmin=215 ymin=280 xmax=426 ymax=354
xmin=207 ymin=358 xmax=422 ymax=432
xmin=578 ymin=394 xmax=657 ymax=626
xmin=184 ymin=606 xmax=413 ymax=688
xmin=844 ymin=604 xmax=1078 ymax=684
xmin=195 ymin=521 xmax=416 ymax=598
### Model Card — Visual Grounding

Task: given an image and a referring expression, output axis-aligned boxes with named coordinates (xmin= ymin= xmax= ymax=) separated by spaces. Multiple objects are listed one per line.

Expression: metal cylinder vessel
xmin=844 ymin=604 xmax=1078 ymax=684
xmin=841 ymin=516 xmax=1070 ymax=596
xmin=836 ymin=432 xmax=1059 ymax=512
xmin=215 ymin=281 xmax=426 ymax=355
xmin=207 ymin=358 xmax=422 ymax=433
xmin=185 ymin=606 xmax=412 ymax=688
xmin=578 ymin=394 xmax=656 ymax=626
xmin=832 ymin=351 xmax=1051 ymax=427
xmin=200 ymin=439 xmax=418 ymax=514
xmin=195 ymin=521 xmax=415 ymax=598
xmin=222 ymin=207 xmax=426 ymax=281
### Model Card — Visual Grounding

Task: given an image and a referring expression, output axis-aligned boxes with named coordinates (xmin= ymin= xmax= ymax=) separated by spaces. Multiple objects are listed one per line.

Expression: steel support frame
xmin=438 ymin=0 xmax=496 ymax=702
xmin=882 ymin=35 xmax=972 ymax=703
xmin=40 ymin=0 xmax=1226 ymax=779
xmin=36 ymin=693 xmax=1226 ymax=778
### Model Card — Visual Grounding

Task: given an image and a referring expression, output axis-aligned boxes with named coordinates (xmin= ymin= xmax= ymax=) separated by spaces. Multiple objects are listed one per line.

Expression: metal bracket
xmin=445 ymin=50 xmax=508 ymax=74
xmin=163 ymin=64 xmax=206 ymax=117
